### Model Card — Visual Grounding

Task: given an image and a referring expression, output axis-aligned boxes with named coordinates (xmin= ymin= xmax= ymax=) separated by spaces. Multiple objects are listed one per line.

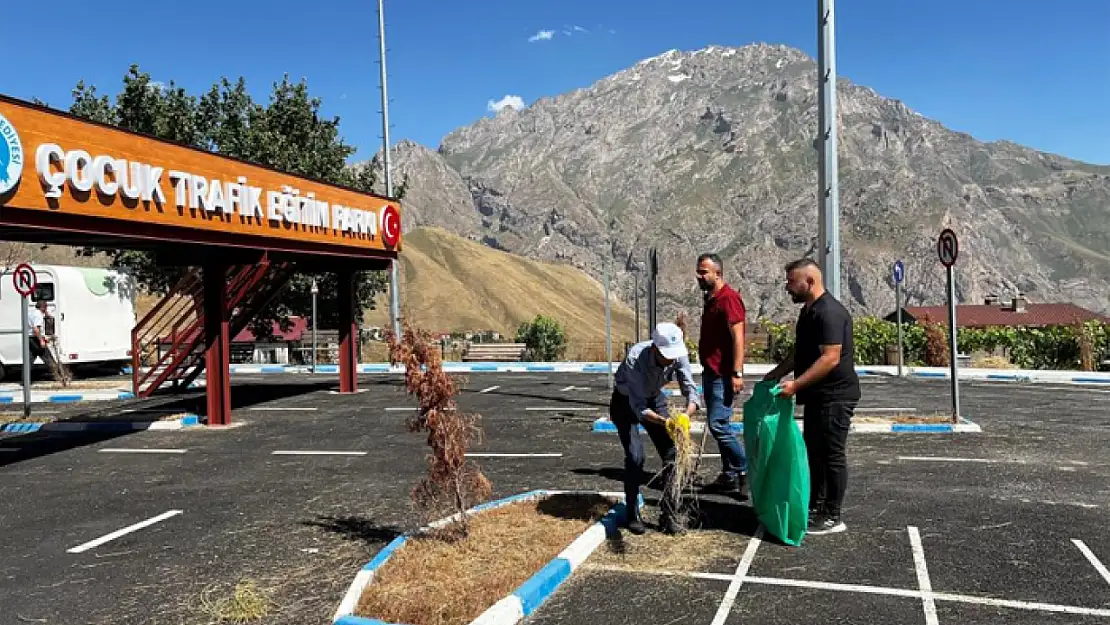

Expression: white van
xmin=0 ymin=265 xmax=135 ymax=378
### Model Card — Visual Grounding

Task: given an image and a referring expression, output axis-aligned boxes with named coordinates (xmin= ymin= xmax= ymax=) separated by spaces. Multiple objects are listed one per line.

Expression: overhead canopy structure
xmin=0 ymin=95 xmax=404 ymax=425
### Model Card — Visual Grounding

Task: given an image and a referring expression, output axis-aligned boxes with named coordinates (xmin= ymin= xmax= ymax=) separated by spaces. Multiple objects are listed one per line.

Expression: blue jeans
xmin=703 ymin=369 xmax=748 ymax=477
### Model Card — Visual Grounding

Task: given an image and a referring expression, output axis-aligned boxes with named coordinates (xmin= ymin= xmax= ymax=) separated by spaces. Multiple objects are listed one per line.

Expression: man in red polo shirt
xmin=696 ymin=253 xmax=749 ymax=495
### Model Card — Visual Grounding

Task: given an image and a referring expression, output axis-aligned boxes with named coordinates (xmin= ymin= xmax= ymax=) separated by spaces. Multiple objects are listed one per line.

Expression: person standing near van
xmin=27 ymin=299 xmax=57 ymax=375
xmin=695 ymin=253 xmax=749 ymax=496
xmin=763 ymin=259 xmax=860 ymax=535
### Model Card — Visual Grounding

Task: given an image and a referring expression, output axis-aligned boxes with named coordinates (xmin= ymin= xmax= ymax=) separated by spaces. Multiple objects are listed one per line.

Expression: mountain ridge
xmin=376 ymin=43 xmax=1110 ymax=328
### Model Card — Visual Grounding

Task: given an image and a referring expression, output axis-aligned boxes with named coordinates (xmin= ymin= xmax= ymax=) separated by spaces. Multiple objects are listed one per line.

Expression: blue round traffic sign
xmin=893 ymin=260 xmax=905 ymax=284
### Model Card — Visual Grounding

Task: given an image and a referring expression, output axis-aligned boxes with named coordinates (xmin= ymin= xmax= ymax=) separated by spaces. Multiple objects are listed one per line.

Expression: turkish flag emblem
xmin=380 ymin=204 xmax=401 ymax=248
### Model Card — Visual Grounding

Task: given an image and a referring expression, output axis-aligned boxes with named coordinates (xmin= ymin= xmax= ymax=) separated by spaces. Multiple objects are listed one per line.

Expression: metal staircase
xmin=131 ymin=260 xmax=295 ymax=397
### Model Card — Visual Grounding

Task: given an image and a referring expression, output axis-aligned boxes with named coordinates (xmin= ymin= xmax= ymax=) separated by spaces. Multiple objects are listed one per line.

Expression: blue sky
xmin=7 ymin=0 xmax=1109 ymax=164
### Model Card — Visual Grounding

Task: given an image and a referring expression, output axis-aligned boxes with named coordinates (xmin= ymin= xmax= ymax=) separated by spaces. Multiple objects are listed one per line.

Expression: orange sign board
xmin=0 ymin=97 xmax=401 ymax=254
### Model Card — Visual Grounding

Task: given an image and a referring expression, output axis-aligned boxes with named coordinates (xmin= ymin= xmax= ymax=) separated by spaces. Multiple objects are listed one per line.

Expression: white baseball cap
xmin=652 ymin=322 xmax=688 ymax=361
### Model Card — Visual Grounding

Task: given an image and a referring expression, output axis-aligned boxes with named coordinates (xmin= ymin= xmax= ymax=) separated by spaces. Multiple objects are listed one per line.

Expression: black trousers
xmin=803 ymin=400 xmax=855 ymax=517
xmin=28 ymin=338 xmax=57 ymax=370
xmin=609 ymin=390 xmax=677 ymax=521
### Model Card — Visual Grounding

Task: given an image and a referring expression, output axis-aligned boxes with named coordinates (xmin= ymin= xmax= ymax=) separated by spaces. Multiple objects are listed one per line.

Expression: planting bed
xmin=352 ymin=492 xmax=615 ymax=625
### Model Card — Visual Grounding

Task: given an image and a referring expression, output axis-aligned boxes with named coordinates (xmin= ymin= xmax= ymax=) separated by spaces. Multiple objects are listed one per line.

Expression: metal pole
xmin=604 ymin=223 xmax=613 ymax=389
xmin=895 ymin=280 xmax=904 ymax=377
xmin=21 ymin=297 xmax=31 ymax=418
xmin=377 ymin=0 xmax=401 ymax=340
xmin=946 ymin=266 xmax=960 ymax=421
xmin=817 ymin=0 xmax=841 ymax=300
xmin=634 ymin=271 xmax=640 ymax=343
xmin=311 ymin=278 xmax=318 ymax=373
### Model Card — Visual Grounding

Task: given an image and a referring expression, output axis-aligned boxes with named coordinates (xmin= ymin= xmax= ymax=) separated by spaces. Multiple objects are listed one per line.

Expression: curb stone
xmin=0 ymin=390 xmax=134 ymax=404
xmin=332 ymin=489 xmax=638 ymax=625
xmin=0 ymin=414 xmax=202 ymax=434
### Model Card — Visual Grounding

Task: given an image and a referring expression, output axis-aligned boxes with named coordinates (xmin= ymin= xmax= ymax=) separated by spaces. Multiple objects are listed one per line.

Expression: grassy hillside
xmin=366 ymin=227 xmax=641 ymax=354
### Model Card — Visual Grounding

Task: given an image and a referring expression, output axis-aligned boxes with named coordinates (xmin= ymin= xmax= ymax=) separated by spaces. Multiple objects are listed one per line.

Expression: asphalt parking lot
xmin=1 ymin=372 xmax=1108 ymax=625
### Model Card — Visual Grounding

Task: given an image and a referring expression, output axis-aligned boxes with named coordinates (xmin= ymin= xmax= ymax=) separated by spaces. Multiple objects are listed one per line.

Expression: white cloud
xmin=487 ymin=95 xmax=525 ymax=113
xmin=608 ymin=28 xmax=617 ymax=35
xmin=573 ymin=25 xmax=589 ymax=33
xmin=528 ymin=29 xmax=554 ymax=42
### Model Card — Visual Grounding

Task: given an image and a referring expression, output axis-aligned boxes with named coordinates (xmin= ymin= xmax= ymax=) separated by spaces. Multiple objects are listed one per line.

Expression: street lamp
xmin=310 ymin=278 xmax=319 ymax=373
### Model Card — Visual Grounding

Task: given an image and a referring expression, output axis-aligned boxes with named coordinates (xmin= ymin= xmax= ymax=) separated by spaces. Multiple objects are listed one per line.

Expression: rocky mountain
xmin=385 ymin=43 xmax=1110 ymax=328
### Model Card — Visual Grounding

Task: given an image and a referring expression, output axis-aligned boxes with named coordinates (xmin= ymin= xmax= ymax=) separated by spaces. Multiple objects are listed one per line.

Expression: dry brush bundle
xmin=386 ymin=320 xmax=492 ymax=539
xmin=47 ymin=339 xmax=73 ymax=387
xmin=663 ymin=412 xmax=696 ymax=528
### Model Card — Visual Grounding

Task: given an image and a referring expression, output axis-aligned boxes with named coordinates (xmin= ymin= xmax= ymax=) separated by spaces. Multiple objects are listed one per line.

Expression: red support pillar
xmin=338 ymin=269 xmax=359 ymax=393
xmin=204 ymin=264 xmax=232 ymax=425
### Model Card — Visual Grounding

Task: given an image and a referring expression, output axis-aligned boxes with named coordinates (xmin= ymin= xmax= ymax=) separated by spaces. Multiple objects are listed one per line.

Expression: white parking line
xmin=524 ymin=407 xmax=599 ymax=412
xmin=67 ymin=510 xmax=183 ymax=554
xmin=479 ymin=386 xmax=500 ymax=393
xmin=710 ymin=526 xmax=763 ymax=625
xmin=247 ymin=407 xmax=318 ymax=411
xmin=99 ymin=448 xmax=188 ymax=454
xmin=271 ymin=450 xmax=368 ymax=456
xmin=560 ymin=386 xmax=591 ymax=392
xmin=1073 ymin=539 xmax=1110 ymax=587
xmin=898 ymin=456 xmax=1007 ymax=464
xmin=465 ymin=453 xmax=563 ymax=458
xmin=908 ymin=526 xmax=940 ymax=625
xmin=385 ymin=407 xmax=417 ymax=412
xmin=611 ymin=567 xmax=1110 ymax=618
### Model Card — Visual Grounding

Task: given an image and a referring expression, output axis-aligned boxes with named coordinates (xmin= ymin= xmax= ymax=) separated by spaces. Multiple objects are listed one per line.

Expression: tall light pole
xmin=817 ymin=0 xmax=841 ymax=300
xmin=310 ymin=278 xmax=319 ymax=373
xmin=604 ymin=216 xmax=613 ymax=390
xmin=377 ymin=0 xmax=401 ymax=340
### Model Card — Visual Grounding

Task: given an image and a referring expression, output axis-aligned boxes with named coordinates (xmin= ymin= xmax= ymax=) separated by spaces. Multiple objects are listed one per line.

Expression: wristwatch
xmin=731 ymin=372 xmax=742 ymax=379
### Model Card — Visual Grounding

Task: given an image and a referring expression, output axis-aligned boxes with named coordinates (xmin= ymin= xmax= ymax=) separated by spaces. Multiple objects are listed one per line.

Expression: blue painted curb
xmin=516 ymin=558 xmax=572 ymax=616
xmin=1073 ymin=377 xmax=1110 ymax=385
xmin=0 ymin=413 xmax=202 ymax=434
xmin=0 ymin=390 xmax=134 ymax=403
xmin=335 ymin=617 xmax=392 ymax=625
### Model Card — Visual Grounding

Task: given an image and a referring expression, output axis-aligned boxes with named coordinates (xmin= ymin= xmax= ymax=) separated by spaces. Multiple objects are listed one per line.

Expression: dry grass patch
xmin=0 ymin=413 xmax=55 ymax=425
xmin=855 ymin=414 xmax=955 ymax=424
xmin=972 ymin=355 xmax=1015 ymax=369
xmin=29 ymin=379 xmax=127 ymax=390
xmin=199 ymin=579 xmax=271 ymax=623
xmin=593 ymin=529 xmax=749 ymax=573
xmin=355 ymin=494 xmax=613 ymax=625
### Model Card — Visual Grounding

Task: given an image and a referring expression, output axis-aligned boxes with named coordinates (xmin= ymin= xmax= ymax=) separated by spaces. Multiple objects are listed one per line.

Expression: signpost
xmin=937 ymin=228 xmax=960 ymax=422
xmin=310 ymin=278 xmax=319 ymax=373
xmin=893 ymin=260 xmax=905 ymax=377
xmin=13 ymin=263 xmax=37 ymax=417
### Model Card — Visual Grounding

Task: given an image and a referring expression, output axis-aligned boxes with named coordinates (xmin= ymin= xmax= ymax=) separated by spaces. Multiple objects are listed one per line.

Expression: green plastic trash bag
xmin=742 ymin=380 xmax=810 ymax=546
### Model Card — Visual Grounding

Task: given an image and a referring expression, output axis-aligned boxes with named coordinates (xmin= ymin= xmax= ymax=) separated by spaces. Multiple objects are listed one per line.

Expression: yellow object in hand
xmin=667 ymin=412 xmax=691 ymax=439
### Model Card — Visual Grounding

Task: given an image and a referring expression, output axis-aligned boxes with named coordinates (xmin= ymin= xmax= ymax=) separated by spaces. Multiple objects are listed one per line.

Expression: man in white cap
xmin=610 ymin=322 xmax=701 ymax=535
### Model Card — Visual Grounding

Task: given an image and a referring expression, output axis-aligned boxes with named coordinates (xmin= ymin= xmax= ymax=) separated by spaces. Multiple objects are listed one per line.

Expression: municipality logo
xmin=0 ymin=112 xmax=25 ymax=196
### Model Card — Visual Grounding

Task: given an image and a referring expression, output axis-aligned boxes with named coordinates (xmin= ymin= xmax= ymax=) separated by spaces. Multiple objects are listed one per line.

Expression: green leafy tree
xmin=515 ymin=315 xmax=567 ymax=362
xmin=66 ymin=65 xmax=404 ymax=337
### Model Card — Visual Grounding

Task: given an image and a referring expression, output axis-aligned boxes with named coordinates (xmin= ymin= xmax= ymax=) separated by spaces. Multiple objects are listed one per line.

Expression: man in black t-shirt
xmin=764 ymin=258 xmax=860 ymax=535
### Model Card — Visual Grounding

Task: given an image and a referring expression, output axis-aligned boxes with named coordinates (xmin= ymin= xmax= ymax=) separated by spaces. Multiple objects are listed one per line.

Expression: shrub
xmin=387 ymin=320 xmax=492 ymax=537
xmin=515 ymin=315 xmax=567 ymax=362
xmin=919 ymin=313 xmax=950 ymax=367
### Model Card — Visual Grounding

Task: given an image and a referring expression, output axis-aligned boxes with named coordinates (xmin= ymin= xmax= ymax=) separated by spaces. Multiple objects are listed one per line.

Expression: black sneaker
xmin=659 ymin=514 xmax=687 ymax=536
xmin=807 ymin=514 xmax=846 ymax=535
xmin=735 ymin=473 xmax=750 ymax=500
xmin=625 ymin=516 xmax=646 ymax=536
xmin=702 ymin=472 xmax=740 ymax=493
